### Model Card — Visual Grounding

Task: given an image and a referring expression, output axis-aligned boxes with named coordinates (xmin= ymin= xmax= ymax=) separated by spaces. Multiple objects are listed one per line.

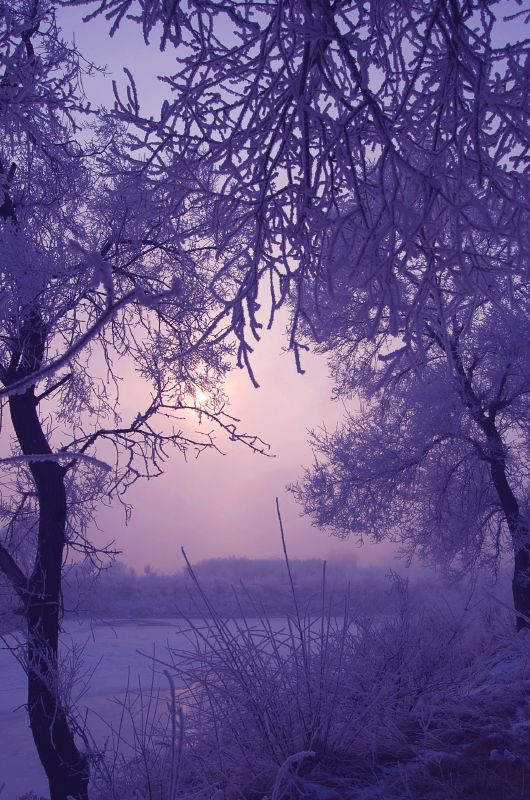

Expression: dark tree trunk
xmin=486 ymin=430 xmax=530 ymax=632
xmin=0 ymin=98 xmax=88 ymax=795
xmin=451 ymin=339 xmax=530 ymax=632
xmin=513 ymin=544 xmax=530 ymax=633
xmin=9 ymin=386 xmax=89 ymax=799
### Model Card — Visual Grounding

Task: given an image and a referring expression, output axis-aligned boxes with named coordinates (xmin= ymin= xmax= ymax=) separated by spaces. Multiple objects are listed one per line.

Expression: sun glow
xmin=195 ymin=387 xmax=209 ymax=406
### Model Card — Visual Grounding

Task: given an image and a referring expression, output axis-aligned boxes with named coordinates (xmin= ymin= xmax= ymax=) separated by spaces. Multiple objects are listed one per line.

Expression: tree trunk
xmin=487 ymin=431 xmax=530 ymax=632
xmin=452 ymin=341 xmax=530 ymax=632
xmin=513 ymin=543 xmax=530 ymax=633
xmin=9 ymin=387 xmax=89 ymax=800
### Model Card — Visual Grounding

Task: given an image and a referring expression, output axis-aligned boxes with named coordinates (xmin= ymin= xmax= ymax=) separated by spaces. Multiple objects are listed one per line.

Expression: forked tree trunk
xmin=451 ymin=339 xmax=530 ymax=632
xmin=9 ymin=387 xmax=89 ymax=800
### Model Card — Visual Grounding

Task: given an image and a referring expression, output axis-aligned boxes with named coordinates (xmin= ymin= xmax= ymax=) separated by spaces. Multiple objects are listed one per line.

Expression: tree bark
xmin=513 ymin=544 xmax=530 ymax=633
xmin=8 ymin=386 xmax=89 ymax=799
xmin=450 ymin=338 xmax=530 ymax=631
xmin=487 ymin=434 xmax=530 ymax=632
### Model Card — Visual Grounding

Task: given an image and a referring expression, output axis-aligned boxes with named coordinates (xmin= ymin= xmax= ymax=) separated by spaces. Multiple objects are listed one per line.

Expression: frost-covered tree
xmin=65 ymin=0 xmax=530 ymax=632
xmin=72 ymin=0 xmax=529 ymax=374
xmin=77 ymin=0 xmax=529 ymax=630
xmin=291 ymin=285 xmax=530 ymax=631
xmin=0 ymin=3 xmax=264 ymax=798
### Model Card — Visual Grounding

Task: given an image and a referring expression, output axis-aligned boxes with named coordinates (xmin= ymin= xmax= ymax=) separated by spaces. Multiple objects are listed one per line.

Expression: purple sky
xmin=56 ymin=7 xmax=399 ymax=573
xmin=92 ymin=320 xmax=396 ymax=573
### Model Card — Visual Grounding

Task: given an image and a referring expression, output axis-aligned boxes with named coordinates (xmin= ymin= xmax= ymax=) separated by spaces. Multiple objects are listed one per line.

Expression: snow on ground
xmin=0 ymin=619 xmax=192 ymax=799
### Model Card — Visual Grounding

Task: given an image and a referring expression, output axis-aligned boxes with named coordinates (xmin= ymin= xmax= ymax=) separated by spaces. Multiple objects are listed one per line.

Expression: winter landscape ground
xmin=0 ymin=618 xmax=187 ymax=797
xmin=2 ymin=558 xmax=529 ymax=800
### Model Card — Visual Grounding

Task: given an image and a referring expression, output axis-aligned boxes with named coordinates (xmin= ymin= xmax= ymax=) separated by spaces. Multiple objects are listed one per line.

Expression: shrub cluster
xmin=89 ymin=565 xmax=529 ymax=800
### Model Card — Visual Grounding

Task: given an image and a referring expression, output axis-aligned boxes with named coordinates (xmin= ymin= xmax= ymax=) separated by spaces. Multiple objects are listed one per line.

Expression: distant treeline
xmin=59 ymin=556 xmax=422 ymax=620
xmin=1 ymin=556 xmax=511 ymax=625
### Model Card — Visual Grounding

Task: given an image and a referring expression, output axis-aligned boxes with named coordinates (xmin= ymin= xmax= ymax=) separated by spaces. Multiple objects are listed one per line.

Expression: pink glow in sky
xmin=92 ymin=321 xmax=396 ymax=573
xmin=57 ymin=8 xmax=397 ymax=574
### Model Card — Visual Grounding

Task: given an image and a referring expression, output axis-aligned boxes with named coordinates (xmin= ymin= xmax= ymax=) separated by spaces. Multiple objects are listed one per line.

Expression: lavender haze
xmin=55 ymin=1 xmax=528 ymax=577
xmin=57 ymin=8 xmax=393 ymax=573
xmin=90 ymin=322 xmax=390 ymax=572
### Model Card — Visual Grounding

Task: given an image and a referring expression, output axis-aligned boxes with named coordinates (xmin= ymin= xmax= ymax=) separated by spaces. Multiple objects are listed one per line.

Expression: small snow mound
xmin=489 ymin=748 xmax=519 ymax=764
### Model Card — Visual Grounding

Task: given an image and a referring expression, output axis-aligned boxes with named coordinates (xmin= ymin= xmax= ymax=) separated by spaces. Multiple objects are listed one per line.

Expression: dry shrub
xmin=91 ymin=523 xmax=530 ymax=799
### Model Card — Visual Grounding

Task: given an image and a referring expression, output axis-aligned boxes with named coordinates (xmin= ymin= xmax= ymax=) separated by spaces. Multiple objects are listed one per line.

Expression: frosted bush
xmin=90 ymin=541 xmax=530 ymax=799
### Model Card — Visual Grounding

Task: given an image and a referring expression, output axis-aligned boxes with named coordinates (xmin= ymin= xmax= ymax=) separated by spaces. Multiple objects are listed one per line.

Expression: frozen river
xmin=0 ymin=618 xmax=196 ymax=799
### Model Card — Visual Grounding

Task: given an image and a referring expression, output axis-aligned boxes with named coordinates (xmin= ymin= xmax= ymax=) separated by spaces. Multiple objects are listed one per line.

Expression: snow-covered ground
xmin=0 ymin=619 xmax=193 ymax=799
